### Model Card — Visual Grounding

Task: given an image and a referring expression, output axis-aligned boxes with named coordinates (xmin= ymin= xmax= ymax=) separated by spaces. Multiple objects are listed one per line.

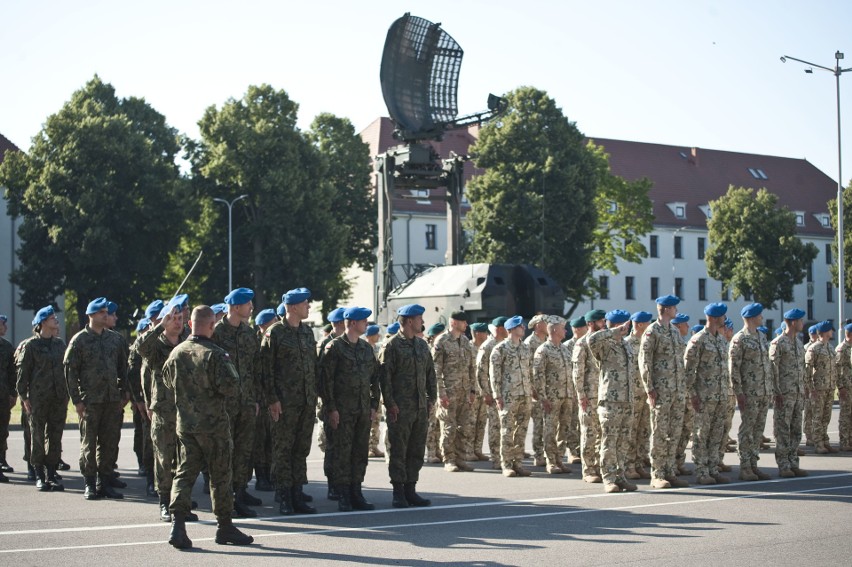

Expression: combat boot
xmin=337 ymin=485 xmax=353 ymax=512
xmin=0 ymin=454 xmax=13 ymax=473
xmin=718 ymin=462 xmax=732 ymax=472
xmin=46 ymin=466 xmax=64 ymax=491
xmin=391 ymin=482 xmax=409 ymax=508
xmin=83 ymin=476 xmax=100 ymax=500
xmin=650 ymin=478 xmax=672 ymax=489
xmin=583 ymin=474 xmax=602 ymax=483
xmin=779 ymin=469 xmax=796 ymax=478
xmin=159 ymin=494 xmax=172 ymax=522
xmin=696 ymin=475 xmax=717 ymax=485
xmin=791 ymin=467 xmax=809 ymax=477
xmin=278 ymin=485 xmax=294 ymax=515
xmin=327 ymin=480 xmax=340 ymax=500
xmin=35 ymin=466 xmax=49 ymax=491
xmin=624 ymin=466 xmax=641 ymax=480
xmin=455 ymin=460 xmax=474 ymax=472
xmin=215 ymin=517 xmax=253 ymax=546
xmin=350 ymin=483 xmax=375 ymax=511
xmin=711 ymin=473 xmax=731 ymax=484
xmin=106 ymin=473 xmax=127 ymax=489
xmin=616 ymin=478 xmax=638 ymax=492
xmin=827 ymin=444 xmax=840 ymax=453
xmin=291 ymin=485 xmax=317 ymax=514
xmin=635 ymin=466 xmax=652 ymax=479
xmin=665 ymin=476 xmax=690 ymax=488
xmin=474 ymin=451 xmax=488 ymax=461
xmin=752 ymin=467 xmax=771 ymax=480
xmin=546 ymin=463 xmax=564 ymax=474
xmin=97 ymin=474 xmax=124 ymax=499
xmin=168 ymin=514 xmax=193 ymax=550
xmin=815 ymin=443 xmax=830 ymax=454
xmin=255 ymin=466 xmax=274 ymax=492
xmin=738 ymin=466 xmax=759 ymax=481
xmin=603 ymin=482 xmax=621 ymax=493
xmin=443 ymin=462 xmax=461 ymax=472
xmin=146 ymin=472 xmax=157 ymax=497
xmin=513 ymin=464 xmax=532 ymax=477
xmin=27 ymin=463 xmax=36 ymax=481
xmin=57 ymin=458 xmax=70 ymax=471
xmin=677 ymin=463 xmax=692 ymax=476
xmin=404 ymin=482 xmax=431 ymax=507
xmin=242 ymin=485 xmax=263 ymax=506
xmin=233 ymin=487 xmax=258 ymax=518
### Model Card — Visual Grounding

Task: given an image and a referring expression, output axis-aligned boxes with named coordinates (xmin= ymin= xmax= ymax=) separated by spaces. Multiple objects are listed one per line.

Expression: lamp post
xmin=213 ymin=194 xmax=249 ymax=291
xmin=672 ymin=226 xmax=689 ymax=296
xmin=782 ymin=51 xmax=852 ymax=325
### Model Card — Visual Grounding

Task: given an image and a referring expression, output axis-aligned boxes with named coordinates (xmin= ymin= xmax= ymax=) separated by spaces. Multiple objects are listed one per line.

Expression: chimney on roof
xmin=689 ymin=147 xmax=699 ymax=166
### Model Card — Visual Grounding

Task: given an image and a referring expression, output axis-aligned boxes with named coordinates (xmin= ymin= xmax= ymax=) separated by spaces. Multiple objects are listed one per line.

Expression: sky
xmin=3 ymin=0 xmax=852 ymax=186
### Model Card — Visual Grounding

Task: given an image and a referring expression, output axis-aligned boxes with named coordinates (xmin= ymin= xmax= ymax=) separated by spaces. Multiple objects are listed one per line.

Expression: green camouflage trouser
xmin=579 ymin=397 xmax=602 ymax=477
xmin=597 ymin=401 xmax=632 ymax=484
xmin=271 ymin=404 xmax=315 ymax=488
xmin=253 ymin=410 xmax=272 ymax=467
xmin=544 ymin=397 xmax=574 ymax=467
xmin=386 ymin=405 xmax=428 ymax=483
xmin=0 ymin=397 xmax=10 ymax=455
xmin=737 ymin=394 xmax=770 ymax=468
xmin=530 ymin=401 xmax=545 ymax=459
xmin=628 ymin=398 xmax=650 ymax=471
xmin=649 ymin=393 xmax=685 ymax=479
xmin=230 ymin=403 xmax=256 ymax=487
xmin=28 ymin=396 xmax=67 ymax=468
xmin=840 ymin=393 xmax=852 ymax=448
xmin=692 ymin=399 xmax=725 ymax=477
xmin=676 ymin=401 xmax=694 ymax=467
xmin=437 ymin=394 xmax=471 ymax=464
xmin=170 ymin=431 xmax=233 ymax=519
xmin=773 ymin=393 xmax=803 ymax=471
xmin=77 ymin=401 xmax=122 ymax=478
xmin=810 ymin=389 xmax=833 ymax=447
xmin=498 ymin=397 xmax=531 ymax=469
xmin=327 ymin=409 xmax=371 ymax=484
xmin=151 ymin=410 xmax=178 ymax=494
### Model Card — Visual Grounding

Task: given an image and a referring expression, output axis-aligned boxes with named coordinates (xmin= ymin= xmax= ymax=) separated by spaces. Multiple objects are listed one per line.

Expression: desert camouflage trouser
xmin=486 ymin=402 xmax=501 ymax=462
xmin=597 ymin=401 xmax=632 ymax=484
xmin=840 ymin=392 xmax=852 ymax=449
xmin=498 ymin=397 xmax=531 ymax=469
xmin=810 ymin=389 xmax=833 ymax=447
xmin=692 ymin=399 xmax=725 ymax=477
xmin=437 ymin=394 xmax=471 ymax=464
xmin=530 ymin=401 xmax=545 ymax=459
xmin=649 ymin=393 xmax=685 ymax=480
xmin=773 ymin=393 xmax=803 ymax=471
xmin=579 ymin=397 xmax=602 ymax=477
xmin=468 ymin=395 xmax=488 ymax=457
xmin=544 ymin=397 xmax=574 ymax=467
xmin=676 ymin=401 xmax=694 ymax=467
xmin=426 ymin=403 xmax=441 ymax=459
xmin=628 ymin=397 xmax=650 ymax=471
xmin=719 ymin=395 xmax=736 ymax=462
xmin=737 ymin=394 xmax=770 ymax=469
xmin=803 ymin=392 xmax=813 ymax=443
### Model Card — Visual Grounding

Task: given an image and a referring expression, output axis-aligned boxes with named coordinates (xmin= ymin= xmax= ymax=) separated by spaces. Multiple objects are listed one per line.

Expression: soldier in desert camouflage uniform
xmin=624 ymin=311 xmax=652 ymax=480
xmin=525 ymin=314 xmax=548 ymax=466
xmin=805 ymin=320 xmax=840 ymax=454
xmin=533 ymin=316 xmax=574 ymax=474
xmin=467 ymin=322 xmax=491 ymax=462
xmin=834 ymin=323 xmax=852 ymax=451
xmin=563 ymin=317 xmax=587 ymax=465
xmin=573 ymin=309 xmax=607 ymax=483
xmin=424 ymin=323 xmax=445 ymax=464
xmin=477 ymin=317 xmax=508 ymax=469
xmin=769 ymin=308 xmax=808 ymax=477
xmin=671 ymin=313 xmax=693 ymax=475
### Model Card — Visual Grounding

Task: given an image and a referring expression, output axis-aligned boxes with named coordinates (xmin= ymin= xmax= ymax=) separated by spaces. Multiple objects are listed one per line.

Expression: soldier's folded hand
xmin=329 ymin=410 xmax=340 ymax=430
xmin=269 ymin=401 xmax=282 ymax=422
xmin=387 ymin=404 xmax=400 ymax=423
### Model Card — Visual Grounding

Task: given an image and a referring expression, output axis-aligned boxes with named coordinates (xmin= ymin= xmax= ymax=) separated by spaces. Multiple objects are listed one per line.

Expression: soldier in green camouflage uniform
xmin=684 ymin=303 xmax=730 ymax=485
xmin=379 ymin=304 xmax=436 ymax=507
xmin=525 ymin=315 xmax=548 ymax=467
xmin=490 ymin=315 xmax=536 ymax=478
xmin=624 ymin=312 xmax=652 ymax=479
xmin=164 ymin=305 xmax=252 ymax=549
xmin=769 ymin=309 xmax=808 ymax=476
xmin=533 ymin=316 xmax=574 ymax=474
xmin=587 ymin=310 xmax=634 ymax=492
xmin=563 ymin=317 xmax=586 ymax=465
xmin=262 ymin=288 xmax=318 ymax=515
xmin=0 ymin=314 xmax=15 ymax=482
xmin=834 ymin=323 xmax=852 ymax=451
xmin=433 ymin=311 xmax=476 ymax=473
xmin=64 ymin=297 xmax=128 ymax=499
xmin=573 ymin=310 xmax=606 ymax=483
xmin=16 ymin=306 xmax=68 ymax=490
xmin=639 ymin=295 xmax=688 ymax=489
xmin=476 ymin=318 xmax=508 ymax=469
xmin=317 ymin=308 xmax=345 ymax=500
xmin=729 ymin=303 xmax=773 ymax=480
xmin=128 ymin=324 xmax=152 ymax=488
xmin=805 ymin=321 xmax=839 ymax=454
xmin=320 ymin=307 xmax=381 ymax=511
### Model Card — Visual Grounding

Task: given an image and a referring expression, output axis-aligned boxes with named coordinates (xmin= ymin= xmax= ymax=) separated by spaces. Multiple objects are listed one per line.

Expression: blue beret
xmin=692 ymin=324 xmax=704 ymax=334
xmin=504 ymin=315 xmax=524 ymax=331
xmin=783 ymin=308 xmax=805 ymax=321
xmin=844 ymin=323 xmax=852 ymax=333
xmin=491 ymin=316 xmax=509 ymax=327
xmin=365 ymin=324 xmax=380 ymax=337
xmin=775 ymin=324 xmax=786 ymax=336
xmin=145 ymin=300 xmax=164 ymax=319
xmin=276 ymin=302 xmax=287 ymax=317
xmin=816 ymin=320 xmax=834 ymax=333
xmin=757 ymin=326 xmax=768 ymax=334
xmin=211 ymin=303 xmax=227 ymax=315
xmin=656 ymin=295 xmax=680 ymax=306
xmin=160 ymin=294 xmax=190 ymax=318
xmin=387 ymin=322 xmax=400 ymax=334
xmin=136 ymin=317 xmax=151 ymax=332
xmin=740 ymin=302 xmax=763 ymax=318
xmin=86 ymin=297 xmax=109 ymax=315
xmin=33 ymin=305 xmax=55 ymax=326
xmin=725 ymin=318 xmax=734 ymax=329
xmin=704 ymin=303 xmax=727 ymax=317
xmin=0 ymin=314 xmax=6 ymax=323
xmin=224 ymin=287 xmax=254 ymax=305
xmin=107 ymin=301 xmax=119 ymax=315
xmin=569 ymin=316 xmax=587 ymax=328
xmin=605 ymin=309 xmax=630 ymax=324
xmin=584 ymin=309 xmax=606 ymax=322
xmin=426 ymin=322 xmax=445 ymax=337
xmin=471 ymin=322 xmax=489 ymax=333
xmin=397 ymin=304 xmax=425 ymax=317
xmin=283 ymin=287 xmax=311 ymax=305
xmin=808 ymin=324 xmax=818 ymax=335
xmin=672 ymin=313 xmax=690 ymax=324
xmin=254 ymin=308 xmax=276 ymax=327
xmin=630 ymin=311 xmax=652 ymax=323
xmin=327 ymin=307 xmax=346 ymax=323
xmin=344 ymin=307 xmax=372 ymax=321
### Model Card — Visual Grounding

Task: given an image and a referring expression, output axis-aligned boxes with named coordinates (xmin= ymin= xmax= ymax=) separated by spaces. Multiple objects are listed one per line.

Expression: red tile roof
xmin=0 ymin=132 xmax=20 ymax=163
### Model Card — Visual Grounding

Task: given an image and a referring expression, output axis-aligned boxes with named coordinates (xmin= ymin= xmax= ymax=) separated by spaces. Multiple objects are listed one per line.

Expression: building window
xmin=795 ymin=212 xmax=805 ymax=227
xmin=425 ymin=224 xmax=437 ymax=250
xmin=698 ymin=237 xmax=705 ymax=260
xmin=820 ymin=215 xmax=831 ymax=228
xmin=826 ymin=243 xmax=833 ymax=265
xmin=807 ymin=299 xmax=814 ymax=320
xmin=675 ymin=277 xmax=684 ymax=299
xmin=828 ymin=282 xmax=834 ymax=303
xmin=721 ymin=284 xmax=729 ymax=301
xmin=675 ymin=205 xmax=685 ymax=219
xmin=674 ymin=236 xmax=683 ymax=259
xmin=650 ymin=277 xmax=659 ymax=300
xmin=698 ymin=278 xmax=706 ymax=301
xmin=650 ymin=235 xmax=658 ymax=258
xmin=599 ymin=275 xmax=609 ymax=300
xmin=626 ymin=276 xmax=635 ymax=300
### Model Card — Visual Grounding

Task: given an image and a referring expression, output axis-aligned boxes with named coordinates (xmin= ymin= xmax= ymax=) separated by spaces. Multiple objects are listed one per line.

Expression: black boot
xmin=97 ymin=474 xmax=124 ymax=499
xmin=337 ymin=484 xmax=352 ymax=512
xmin=301 ymin=484 xmax=313 ymax=502
xmin=292 ymin=485 xmax=317 ymax=514
xmin=46 ymin=465 xmax=64 ymax=491
xmin=278 ymin=485 xmax=294 ymax=515
xmin=215 ymin=517 xmax=253 ymax=546
xmin=404 ymin=482 xmax=431 ymax=507
xmin=391 ymin=482 xmax=409 ymax=508
xmin=159 ymin=494 xmax=172 ymax=522
xmin=255 ymin=465 xmax=274 ymax=492
xmin=233 ymin=486 xmax=258 ymax=518
xmin=27 ymin=463 xmax=36 ymax=481
xmin=327 ymin=480 xmax=340 ymax=501
xmin=146 ymin=472 xmax=157 ymax=497
xmin=202 ymin=471 xmax=211 ymax=494
xmin=0 ymin=471 xmax=7 ymax=483
xmin=0 ymin=454 xmax=14 ymax=473
xmin=35 ymin=466 xmax=49 ymax=491
xmin=83 ymin=476 xmax=99 ymax=500
xmin=242 ymin=484 xmax=262 ymax=506
xmin=350 ymin=483 xmax=375 ymax=511
xmin=168 ymin=514 xmax=192 ymax=550
xmin=107 ymin=474 xmax=127 ymax=489
xmin=57 ymin=458 xmax=70 ymax=471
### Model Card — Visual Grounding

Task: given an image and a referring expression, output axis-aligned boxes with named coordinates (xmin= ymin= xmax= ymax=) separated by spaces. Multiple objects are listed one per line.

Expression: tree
xmin=828 ymin=181 xmax=852 ymax=297
xmin=0 ymin=76 xmax=186 ymax=324
xmin=706 ymin=186 xmax=818 ymax=308
xmin=465 ymin=86 xmax=599 ymax=302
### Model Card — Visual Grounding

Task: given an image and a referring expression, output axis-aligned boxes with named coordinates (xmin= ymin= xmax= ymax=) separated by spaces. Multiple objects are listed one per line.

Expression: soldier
xmin=834 ymin=323 xmax=852 ymax=451
xmin=533 ymin=315 xmax=574 ymax=474
xmin=211 ymin=303 xmax=227 ymax=323
xmin=252 ymin=308 xmax=277 ymax=492
xmin=573 ymin=309 xmax=606 ymax=483
xmin=729 ymin=303 xmax=774 ymax=480
xmin=0 ymin=313 xmax=14 ymax=481
xmin=587 ymin=310 xmax=635 ymax=493
xmin=16 ymin=306 xmax=67 ymax=490
xmin=364 ymin=324 xmax=385 ymax=459
xmin=806 ymin=320 xmax=840 ymax=454
xmin=624 ymin=311 xmax=652 ymax=480
xmin=129 ymin=316 xmax=152 ymax=484
xmin=525 ymin=314 xmax=548 ymax=467
xmin=317 ymin=307 xmax=345 ymax=500
xmin=379 ymin=303 xmax=436 ymax=507
xmin=424 ymin=322 xmax=445 ymax=464
xmin=467 ymin=322 xmax=491 ymax=462
xmin=803 ymin=324 xmax=819 ymax=447
xmin=164 ymin=305 xmax=252 ymax=549
xmin=212 ymin=287 xmax=262 ymax=518
xmin=433 ymin=311 xmax=476 ymax=473
xmin=491 ymin=315 xmax=536 ymax=478
xmin=639 ymin=295 xmax=688 ymax=489
xmin=321 ymin=307 xmax=381 ymax=512
xmin=684 ymin=303 xmax=731 ymax=485
xmin=262 ymin=287 xmax=318 ymax=515
xmin=719 ymin=317 xmax=737 ymax=470
xmin=563 ymin=317 xmax=587 ymax=465
xmin=770 ymin=308 xmax=808 ymax=477
xmin=672 ymin=312 xmax=694 ymax=475
xmin=477 ymin=317 xmax=508 ymax=469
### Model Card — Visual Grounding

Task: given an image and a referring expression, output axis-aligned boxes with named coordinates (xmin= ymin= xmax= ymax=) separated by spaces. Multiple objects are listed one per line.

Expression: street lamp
xmin=672 ymin=226 xmax=689 ymax=296
xmin=782 ymin=51 xmax=852 ymax=325
xmin=213 ymin=194 xmax=249 ymax=291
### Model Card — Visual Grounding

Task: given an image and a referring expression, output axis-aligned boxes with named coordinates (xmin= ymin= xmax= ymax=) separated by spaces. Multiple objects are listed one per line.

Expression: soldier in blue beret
xmin=211 ymin=303 xmax=228 ymax=323
xmin=276 ymin=302 xmax=287 ymax=318
xmin=625 ymin=310 xmax=652 ymax=480
xmin=316 ymin=306 xmax=348 ymax=500
xmin=656 ymin=295 xmax=680 ymax=307
xmin=771 ymin=306 xmax=808 ymax=477
xmin=136 ymin=317 xmax=151 ymax=333
xmin=837 ymin=322 xmax=852 ymax=451
xmin=146 ymin=300 xmax=164 ymax=320
xmin=573 ymin=309 xmax=607 ymax=482
xmin=254 ymin=309 xmax=276 ymax=329
xmin=386 ymin=322 xmax=400 ymax=336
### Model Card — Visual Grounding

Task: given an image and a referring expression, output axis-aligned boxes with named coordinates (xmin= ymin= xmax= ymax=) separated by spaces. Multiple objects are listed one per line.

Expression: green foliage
xmin=0 ymin=76 xmax=186 ymax=325
xmin=828 ymin=181 xmax=852 ymax=296
xmin=706 ymin=186 xmax=818 ymax=308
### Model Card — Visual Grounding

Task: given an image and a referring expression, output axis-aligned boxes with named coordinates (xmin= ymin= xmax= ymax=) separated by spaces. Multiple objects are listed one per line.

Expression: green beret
xmin=471 ymin=322 xmax=489 ymax=333
xmin=569 ymin=316 xmax=587 ymax=328
xmin=584 ymin=309 xmax=606 ymax=322
xmin=491 ymin=316 xmax=509 ymax=328
xmin=426 ymin=323 xmax=446 ymax=337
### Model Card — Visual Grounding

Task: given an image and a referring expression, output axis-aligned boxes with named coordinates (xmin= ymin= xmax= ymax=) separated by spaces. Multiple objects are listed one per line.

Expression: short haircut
xmin=191 ymin=305 xmax=214 ymax=328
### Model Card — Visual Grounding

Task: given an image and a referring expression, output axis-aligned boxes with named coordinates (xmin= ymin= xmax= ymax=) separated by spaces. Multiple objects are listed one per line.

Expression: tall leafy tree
xmin=706 ymin=186 xmax=818 ymax=308
xmin=828 ymin=181 xmax=852 ymax=298
xmin=0 ymin=76 xmax=186 ymax=324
